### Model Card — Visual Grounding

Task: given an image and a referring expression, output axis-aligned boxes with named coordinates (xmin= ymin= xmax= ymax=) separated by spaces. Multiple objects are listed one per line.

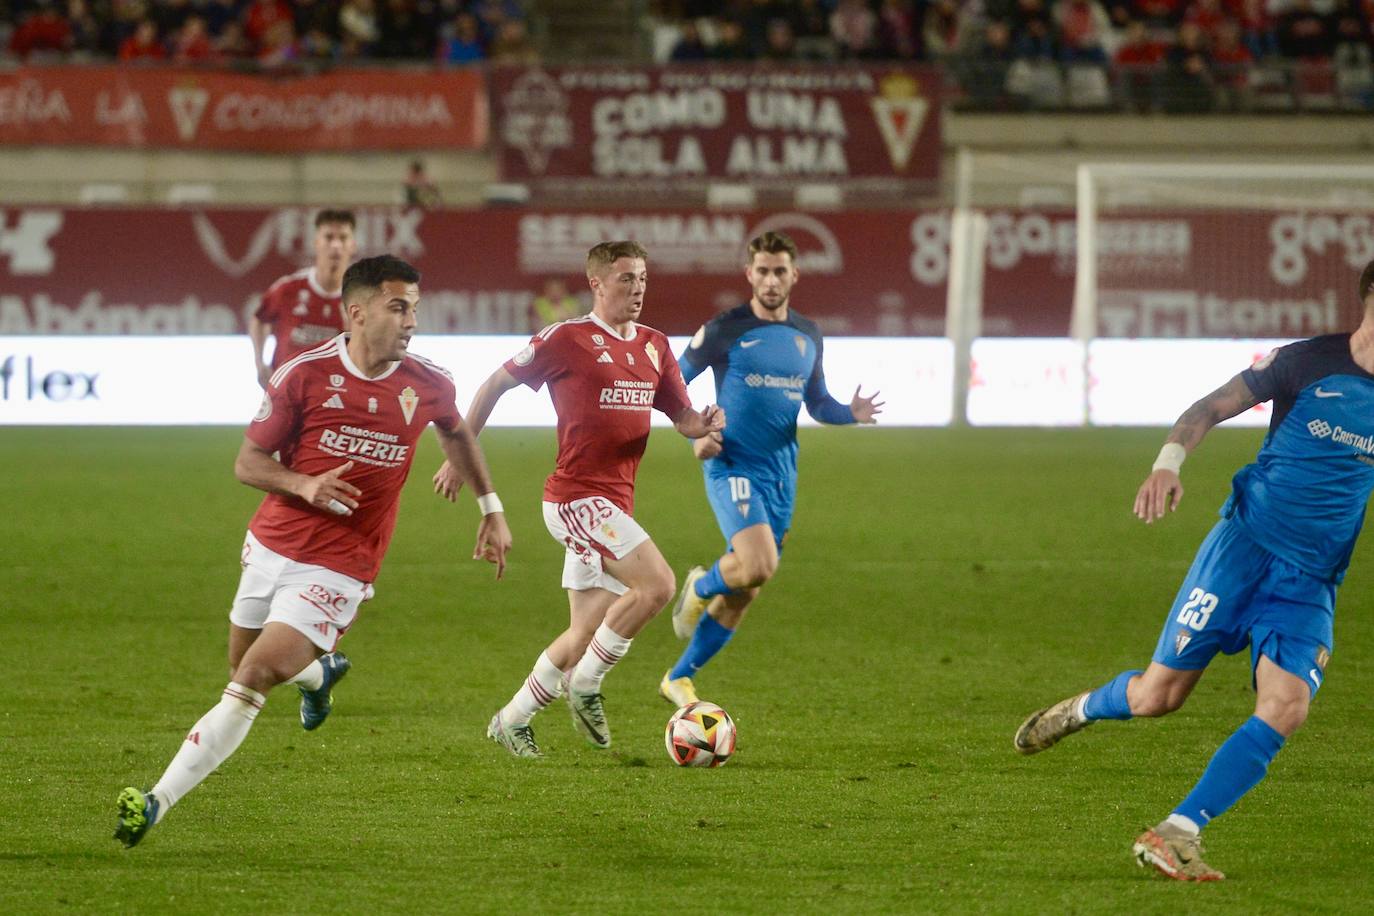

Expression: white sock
xmin=568 ymin=623 xmax=632 ymax=694
xmin=1165 ymin=813 xmax=1201 ymax=836
xmin=288 ymin=658 xmax=324 ymax=691
xmin=151 ymin=682 xmax=265 ymax=819
xmin=1074 ymin=693 xmax=1090 ymax=723
xmin=500 ymin=651 xmax=564 ymax=726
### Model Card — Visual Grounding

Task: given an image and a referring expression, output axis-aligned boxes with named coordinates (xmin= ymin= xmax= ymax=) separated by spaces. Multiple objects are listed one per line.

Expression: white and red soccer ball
xmin=665 ymin=701 xmax=736 ymax=768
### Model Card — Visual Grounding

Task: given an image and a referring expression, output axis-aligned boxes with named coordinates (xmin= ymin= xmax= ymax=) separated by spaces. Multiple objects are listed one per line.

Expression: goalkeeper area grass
xmin=2 ymin=427 xmax=1371 ymax=913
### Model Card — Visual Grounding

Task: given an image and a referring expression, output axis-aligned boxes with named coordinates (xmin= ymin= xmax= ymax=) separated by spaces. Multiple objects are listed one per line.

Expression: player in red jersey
xmin=114 ymin=255 xmax=512 ymax=848
xmin=250 ymin=209 xmax=358 ymax=388
xmin=434 ymin=240 xmax=724 ymax=757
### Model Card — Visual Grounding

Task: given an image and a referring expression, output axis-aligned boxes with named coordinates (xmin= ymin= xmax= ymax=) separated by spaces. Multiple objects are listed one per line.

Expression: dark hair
xmin=1360 ymin=259 xmax=1374 ymax=304
xmin=342 ymin=255 xmax=420 ymax=304
xmin=315 ymin=208 xmax=356 ymax=229
xmin=586 ymin=240 xmax=648 ymax=278
xmin=747 ymin=231 xmax=799 ymax=264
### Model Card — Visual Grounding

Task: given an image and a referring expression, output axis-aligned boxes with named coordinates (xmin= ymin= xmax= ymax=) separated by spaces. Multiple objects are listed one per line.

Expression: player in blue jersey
xmin=1013 ymin=260 xmax=1374 ymax=882
xmin=660 ymin=231 xmax=883 ymax=708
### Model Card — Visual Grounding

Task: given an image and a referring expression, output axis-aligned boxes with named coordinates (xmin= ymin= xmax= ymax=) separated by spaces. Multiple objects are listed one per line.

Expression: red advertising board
xmin=0 ymin=206 xmax=1364 ymax=338
xmin=0 ymin=66 xmax=487 ymax=151
xmin=489 ymin=65 xmax=941 ymax=191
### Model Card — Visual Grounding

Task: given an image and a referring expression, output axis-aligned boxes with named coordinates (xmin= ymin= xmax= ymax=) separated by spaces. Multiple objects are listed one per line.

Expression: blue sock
xmin=669 ymin=613 xmax=734 ymax=680
xmin=1082 ymin=669 xmax=1142 ymax=721
xmin=694 ymin=559 xmax=735 ymax=600
xmin=1173 ymin=716 xmax=1285 ymax=829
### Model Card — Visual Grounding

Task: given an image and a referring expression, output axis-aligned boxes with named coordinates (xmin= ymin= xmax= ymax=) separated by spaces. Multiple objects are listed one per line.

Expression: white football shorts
xmin=229 ymin=531 xmax=374 ymax=652
xmin=542 ymin=497 xmax=651 ymax=595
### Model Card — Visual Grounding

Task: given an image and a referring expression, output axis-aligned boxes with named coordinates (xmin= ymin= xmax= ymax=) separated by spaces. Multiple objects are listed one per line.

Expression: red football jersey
xmin=245 ymin=335 xmax=460 ymax=582
xmin=505 ymin=313 xmax=692 ymax=513
xmin=255 ymin=268 xmax=346 ymax=369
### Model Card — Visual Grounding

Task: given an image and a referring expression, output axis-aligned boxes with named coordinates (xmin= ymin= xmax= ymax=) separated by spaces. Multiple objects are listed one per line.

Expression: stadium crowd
xmin=657 ymin=0 xmax=1374 ymax=109
xmin=1 ymin=0 xmax=534 ymax=65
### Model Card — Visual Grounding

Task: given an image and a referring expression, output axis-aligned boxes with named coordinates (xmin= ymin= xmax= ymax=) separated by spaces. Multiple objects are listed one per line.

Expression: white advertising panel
xmin=0 ymin=336 xmax=954 ymax=427
xmin=967 ymin=338 xmax=1086 ymax=427
xmin=1089 ymin=339 xmax=1293 ymax=427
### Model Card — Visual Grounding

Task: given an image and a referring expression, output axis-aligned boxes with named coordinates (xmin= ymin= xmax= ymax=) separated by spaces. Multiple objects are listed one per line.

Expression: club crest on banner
xmin=168 ymin=85 xmax=210 ymax=142
xmin=869 ymin=73 xmax=928 ymax=172
xmin=500 ymin=70 xmax=572 ymax=174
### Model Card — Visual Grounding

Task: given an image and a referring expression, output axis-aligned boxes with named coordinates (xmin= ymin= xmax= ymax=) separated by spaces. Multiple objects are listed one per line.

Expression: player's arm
xmin=1134 ymin=372 xmax=1261 ymax=524
xmin=432 ymin=366 xmax=522 ymax=500
xmin=248 ymin=315 xmax=273 ymax=389
xmin=233 ymin=438 xmax=360 ymax=516
xmin=803 ymin=335 xmax=883 ymax=425
xmin=433 ymin=419 xmax=512 ymax=580
xmin=673 ymin=403 xmax=725 ymax=440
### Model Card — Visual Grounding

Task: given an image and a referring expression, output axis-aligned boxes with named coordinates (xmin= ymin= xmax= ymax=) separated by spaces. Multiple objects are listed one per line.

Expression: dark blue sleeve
xmin=802 ymin=333 xmax=855 ymax=425
xmin=678 ymin=318 xmax=732 ymax=384
xmin=1241 ymin=344 xmax=1302 ymax=404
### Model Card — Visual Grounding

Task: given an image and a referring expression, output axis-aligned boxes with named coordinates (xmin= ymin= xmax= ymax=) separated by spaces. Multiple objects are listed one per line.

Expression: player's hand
xmin=1134 ymin=469 xmax=1183 ymax=524
xmin=298 ymin=460 xmax=361 ymax=516
xmin=474 ymin=512 xmax=513 ymax=579
xmin=433 ymin=460 xmax=463 ymax=502
xmin=693 ymin=430 xmax=723 ymax=460
xmin=256 ymin=363 xmax=272 ymax=390
xmin=851 ymin=386 xmax=884 ymax=424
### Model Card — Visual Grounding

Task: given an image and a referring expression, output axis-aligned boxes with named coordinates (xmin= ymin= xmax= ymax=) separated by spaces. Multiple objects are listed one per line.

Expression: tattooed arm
xmin=1133 ymin=373 xmax=1261 ymax=524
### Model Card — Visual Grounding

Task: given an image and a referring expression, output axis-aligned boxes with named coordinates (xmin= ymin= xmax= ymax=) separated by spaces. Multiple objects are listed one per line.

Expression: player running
xmin=114 ymin=256 xmax=512 ymax=848
xmin=1014 ymin=260 xmax=1374 ymax=881
xmin=250 ymin=209 xmax=358 ymax=389
xmin=660 ymin=231 xmax=882 ymax=708
xmin=433 ymin=241 xmax=724 ymax=758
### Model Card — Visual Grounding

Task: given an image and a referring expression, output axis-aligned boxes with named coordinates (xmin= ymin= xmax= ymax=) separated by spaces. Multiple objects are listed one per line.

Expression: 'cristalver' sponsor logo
xmin=1308 ymin=418 xmax=1374 ymax=454
xmin=744 ymin=373 xmax=805 ymax=390
xmin=318 ymin=425 xmax=409 ymax=466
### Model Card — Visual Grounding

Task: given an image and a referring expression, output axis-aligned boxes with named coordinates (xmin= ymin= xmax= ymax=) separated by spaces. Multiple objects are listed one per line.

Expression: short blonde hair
xmin=586 ymin=240 xmax=648 ymax=279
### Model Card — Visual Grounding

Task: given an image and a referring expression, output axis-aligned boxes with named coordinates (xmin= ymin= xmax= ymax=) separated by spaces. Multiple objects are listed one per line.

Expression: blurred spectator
xmin=1132 ymin=0 xmax=1186 ymax=30
xmin=489 ymin=16 xmax=536 ymax=63
xmin=960 ymin=18 xmax=1019 ymax=107
xmin=1011 ymin=0 xmax=1053 ymax=33
xmin=243 ymin=0 xmax=293 ymax=51
xmin=923 ymin=0 xmax=961 ymax=60
xmin=1163 ymin=20 xmax=1214 ymax=110
xmin=669 ymin=19 xmax=709 ymax=60
xmin=172 ymin=15 xmax=217 ymax=62
xmin=403 ymin=159 xmax=442 ymax=208
xmin=440 ymin=10 xmax=484 ymax=63
xmin=10 ymin=0 xmax=74 ymax=59
xmin=1232 ymin=0 xmax=1278 ymax=59
xmin=531 ymin=278 xmax=583 ymax=330
xmin=299 ymin=26 xmax=339 ymax=61
xmin=760 ymin=16 xmax=795 ymax=60
xmin=1114 ymin=17 xmax=1167 ymax=108
xmin=1054 ymin=0 xmax=1111 ymax=64
xmin=1182 ymin=0 xmax=1228 ymax=44
xmin=201 ymin=0 xmax=242 ymax=38
xmin=377 ymin=0 xmax=432 ymax=58
xmin=711 ymin=18 xmax=750 ymax=58
xmin=831 ymin=0 xmax=878 ymax=57
xmin=215 ymin=20 xmax=252 ymax=57
xmin=1278 ymin=0 xmax=1335 ymax=60
xmin=879 ymin=0 xmax=917 ymax=59
xmin=1334 ymin=11 xmax=1373 ymax=105
xmin=256 ymin=17 xmax=297 ymax=65
xmin=1210 ymin=18 xmax=1254 ymax=108
xmin=66 ymin=0 xmax=101 ymax=55
xmin=338 ymin=0 xmax=379 ymax=53
xmin=118 ymin=18 xmax=165 ymax=59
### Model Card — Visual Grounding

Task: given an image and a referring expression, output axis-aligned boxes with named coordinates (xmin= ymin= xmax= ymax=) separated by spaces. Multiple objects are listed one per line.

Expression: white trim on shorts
xmin=542 ymin=497 xmax=651 ymax=595
xmin=229 ymin=531 xmax=374 ymax=652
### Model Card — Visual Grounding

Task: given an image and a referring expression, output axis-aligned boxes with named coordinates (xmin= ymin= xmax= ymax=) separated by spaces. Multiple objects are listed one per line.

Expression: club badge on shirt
xmin=399 ymin=386 xmax=419 ymax=424
xmin=644 ymin=341 xmax=660 ymax=371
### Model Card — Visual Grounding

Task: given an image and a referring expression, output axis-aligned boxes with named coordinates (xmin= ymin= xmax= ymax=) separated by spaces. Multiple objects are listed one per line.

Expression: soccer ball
xmin=665 ymin=701 xmax=736 ymax=767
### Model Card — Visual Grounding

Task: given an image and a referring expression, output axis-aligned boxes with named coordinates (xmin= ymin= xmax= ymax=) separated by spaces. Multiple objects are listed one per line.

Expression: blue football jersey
xmin=1230 ymin=333 xmax=1374 ymax=582
xmin=679 ymin=304 xmax=854 ymax=482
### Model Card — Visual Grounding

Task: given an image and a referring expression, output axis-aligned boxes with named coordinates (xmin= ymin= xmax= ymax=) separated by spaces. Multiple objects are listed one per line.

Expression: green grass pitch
xmin=2 ymin=426 xmax=1372 ymax=913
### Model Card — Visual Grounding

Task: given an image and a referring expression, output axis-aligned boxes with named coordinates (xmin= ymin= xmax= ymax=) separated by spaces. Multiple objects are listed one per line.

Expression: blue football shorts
xmin=704 ymin=470 xmax=795 ymax=553
xmin=1152 ymin=518 xmax=1335 ymax=697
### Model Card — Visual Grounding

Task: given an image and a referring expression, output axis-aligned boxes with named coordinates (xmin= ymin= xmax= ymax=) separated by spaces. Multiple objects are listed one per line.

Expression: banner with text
xmin=489 ymin=64 xmax=941 ymax=191
xmin=0 ymin=206 xmax=1364 ymax=338
xmin=0 ymin=66 xmax=486 ymax=151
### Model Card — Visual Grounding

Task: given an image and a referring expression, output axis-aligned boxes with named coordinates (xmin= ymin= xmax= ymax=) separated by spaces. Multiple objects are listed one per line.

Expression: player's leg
xmin=115 ymin=622 xmax=315 ymax=848
xmin=488 ymin=587 xmax=617 ymax=758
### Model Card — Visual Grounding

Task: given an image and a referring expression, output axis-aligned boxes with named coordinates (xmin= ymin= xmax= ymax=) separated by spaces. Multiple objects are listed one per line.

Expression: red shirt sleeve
xmin=503 ymin=331 xmax=562 ymax=391
xmin=429 ymin=372 xmax=462 ymax=432
xmin=254 ymin=282 xmax=284 ymax=322
xmin=653 ymin=334 xmax=693 ymax=420
xmin=245 ymin=369 xmax=303 ymax=452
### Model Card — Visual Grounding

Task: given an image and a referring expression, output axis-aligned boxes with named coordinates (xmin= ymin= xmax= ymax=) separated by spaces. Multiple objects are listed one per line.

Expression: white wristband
xmin=476 ymin=492 xmax=504 ymax=516
xmin=1152 ymin=442 xmax=1186 ymax=474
